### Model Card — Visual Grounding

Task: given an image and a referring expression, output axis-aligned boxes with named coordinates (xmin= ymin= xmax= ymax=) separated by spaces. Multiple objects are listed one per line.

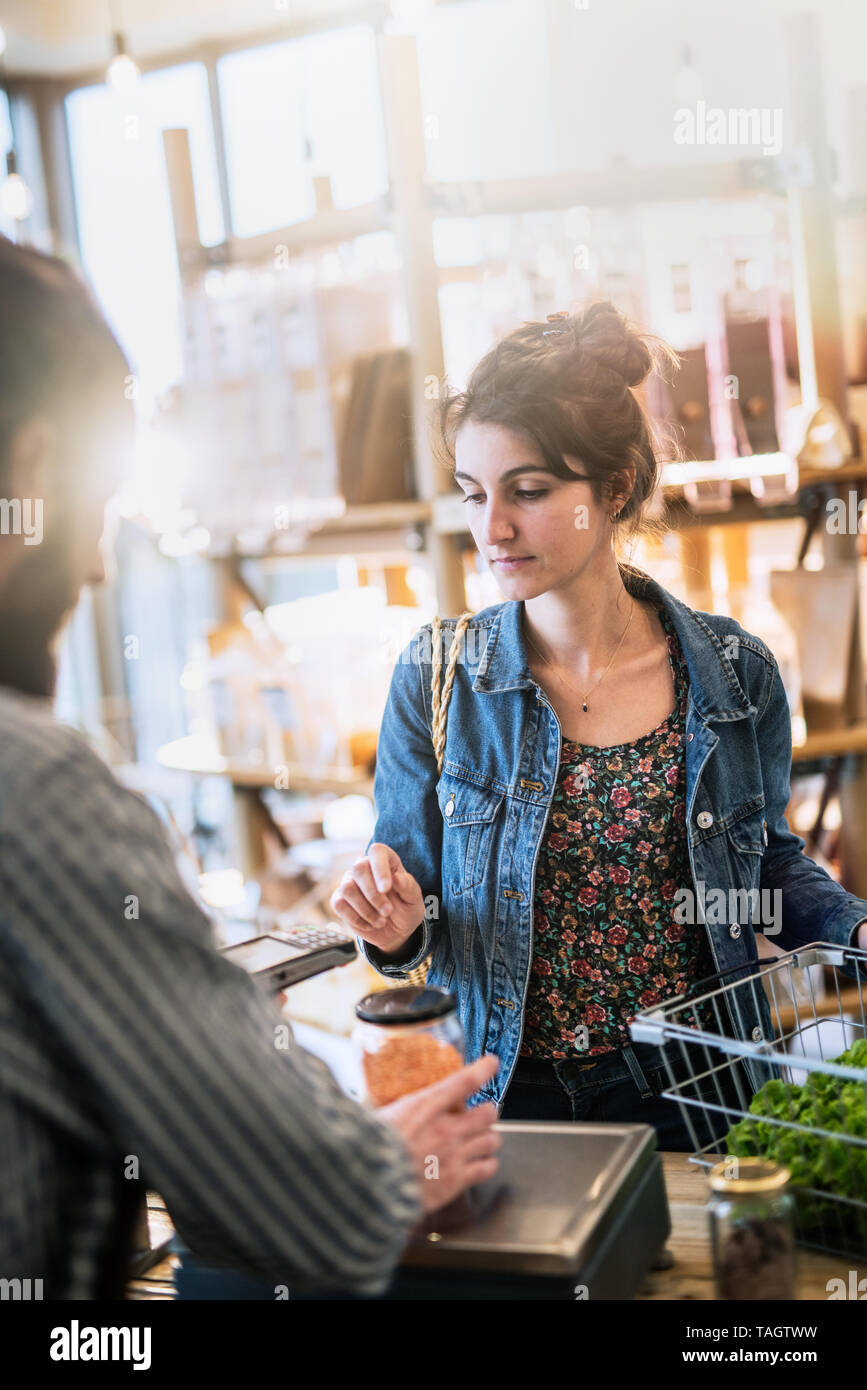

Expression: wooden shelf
xmin=769 ymin=984 xmax=866 ymax=1036
xmin=797 ymin=460 xmax=867 ymax=489
xmin=157 ymin=735 xmax=374 ymax=795
xmin=235 ymin=500 xmax=433 ymax=561
xmin=638 ymin=1153 xmax=859 ymax=1301
xmin=305 ymin=500 xmax=431 ymax=534
xmin=791 ymin=722 xmax=867 ymax=763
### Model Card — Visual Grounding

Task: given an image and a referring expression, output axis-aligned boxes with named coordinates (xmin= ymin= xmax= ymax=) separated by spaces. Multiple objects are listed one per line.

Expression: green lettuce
xmin=723 ymin=1037 xmax=867 ymax=1250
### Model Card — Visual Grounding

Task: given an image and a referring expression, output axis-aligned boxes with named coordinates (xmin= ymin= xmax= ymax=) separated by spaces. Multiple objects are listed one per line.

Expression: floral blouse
xmin=520 ymin=603 xmax=718 ymax=1060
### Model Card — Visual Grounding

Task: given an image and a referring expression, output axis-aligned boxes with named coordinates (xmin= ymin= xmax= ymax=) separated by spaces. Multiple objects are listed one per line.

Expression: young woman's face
xmin=453 ymin=419 xmax=614 ymax=600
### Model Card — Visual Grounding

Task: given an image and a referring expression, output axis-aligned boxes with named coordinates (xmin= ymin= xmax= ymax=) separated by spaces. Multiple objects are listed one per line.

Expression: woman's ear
xmin=608 ymin=465 xmax=637 ymax=514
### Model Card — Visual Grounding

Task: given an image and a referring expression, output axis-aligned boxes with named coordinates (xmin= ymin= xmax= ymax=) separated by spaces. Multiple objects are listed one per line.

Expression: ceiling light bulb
xmin=107 ymin=32 xmax=139 ymax=93
xmin=107 ymin=51 xmax=140 ymax=93
xmin=1 ymin=172 xmax=33 ymax=222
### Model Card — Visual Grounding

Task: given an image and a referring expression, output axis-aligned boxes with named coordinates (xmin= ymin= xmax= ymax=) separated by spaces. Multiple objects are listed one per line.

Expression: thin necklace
xmin=524 ymin=600 xmax=636 ymax=713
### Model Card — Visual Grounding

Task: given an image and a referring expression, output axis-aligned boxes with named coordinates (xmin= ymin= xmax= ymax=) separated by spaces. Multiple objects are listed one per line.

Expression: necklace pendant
xmin=582 ymin=700 xmax=588 ymax=712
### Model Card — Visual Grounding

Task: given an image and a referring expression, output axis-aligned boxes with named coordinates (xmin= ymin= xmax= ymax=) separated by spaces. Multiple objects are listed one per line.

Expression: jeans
xmin=500 ymin=1042 xmax=752 ymax=1153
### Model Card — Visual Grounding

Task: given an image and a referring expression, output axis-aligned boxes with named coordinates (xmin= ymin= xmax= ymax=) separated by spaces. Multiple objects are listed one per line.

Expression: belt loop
xmin=621 ymin=1043 xmax=655 ymax=1099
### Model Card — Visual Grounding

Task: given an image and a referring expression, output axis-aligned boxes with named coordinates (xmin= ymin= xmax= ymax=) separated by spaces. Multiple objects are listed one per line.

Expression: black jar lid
xmin=355 ymin=985 xmax=457 ymax=1025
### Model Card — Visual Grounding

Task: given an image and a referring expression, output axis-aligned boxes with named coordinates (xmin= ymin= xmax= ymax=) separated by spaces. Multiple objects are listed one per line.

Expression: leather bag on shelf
xmin=337 ymin=347 xmax=417 ymax=505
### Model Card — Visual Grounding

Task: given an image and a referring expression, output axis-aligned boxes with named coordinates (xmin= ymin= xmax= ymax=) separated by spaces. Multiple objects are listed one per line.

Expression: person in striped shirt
xmin=0 ymin=235 xmax=500 ymax=1300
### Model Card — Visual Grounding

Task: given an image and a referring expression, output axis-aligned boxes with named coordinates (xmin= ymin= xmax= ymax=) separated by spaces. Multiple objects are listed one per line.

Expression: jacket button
xmin=697 ymin=810 xmax=714 ymax=828
xmin=444 ymin=798 xmax=455 ymax=818
xmin=751 ymin=1026 xmax=763 ymax=1041
xmin=687 ymin=733 xmax=694 ymax=742
xmin=729 ymin=923 xmax=741 ymax=939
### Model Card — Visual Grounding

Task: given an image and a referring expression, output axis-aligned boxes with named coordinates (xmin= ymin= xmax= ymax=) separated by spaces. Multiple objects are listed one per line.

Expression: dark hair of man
xmin=0 ymin=236 xmax=131 ymax=697
xmin=0 ymin=235 xmax=131 ymax=469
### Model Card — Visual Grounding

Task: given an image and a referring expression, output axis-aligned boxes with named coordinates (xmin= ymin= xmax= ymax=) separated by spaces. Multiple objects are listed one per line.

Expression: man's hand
xmin=378 ymin=1055 xmax=501 ymax=1212
xmin=329 ymin=842 xmax=426 ymax=957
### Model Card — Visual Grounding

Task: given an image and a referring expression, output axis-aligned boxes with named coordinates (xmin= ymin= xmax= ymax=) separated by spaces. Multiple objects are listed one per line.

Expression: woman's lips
xmin=491 ymin=556 xmax=535 ymax=570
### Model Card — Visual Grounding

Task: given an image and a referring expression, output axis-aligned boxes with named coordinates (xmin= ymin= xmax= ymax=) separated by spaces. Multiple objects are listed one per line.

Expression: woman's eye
xmin=459 ymin=489 xmax=548 ymax=505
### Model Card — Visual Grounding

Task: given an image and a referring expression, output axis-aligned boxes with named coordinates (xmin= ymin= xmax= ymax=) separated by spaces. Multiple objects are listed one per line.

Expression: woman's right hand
xmin=329 ymin=842 xmax=426 ymax=957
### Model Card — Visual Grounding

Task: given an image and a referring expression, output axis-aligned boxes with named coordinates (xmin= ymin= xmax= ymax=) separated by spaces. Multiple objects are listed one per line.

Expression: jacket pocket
xmin=722 ymin=805 xmax=767 ymax=916
xmin=726 ymin=803 xmax=766 ymax=856
xmin=437 ymin=772 xmax=504 ymax=893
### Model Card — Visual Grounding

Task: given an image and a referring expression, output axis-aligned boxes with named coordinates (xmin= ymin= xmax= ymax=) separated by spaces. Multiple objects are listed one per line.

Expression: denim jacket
xmin=360 ymin=566 xmax=867 ymax=1106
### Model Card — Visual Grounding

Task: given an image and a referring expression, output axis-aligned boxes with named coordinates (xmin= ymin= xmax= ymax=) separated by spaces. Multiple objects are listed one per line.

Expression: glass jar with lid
xmin=707 ymin=1157 xmax=796 ymax=1300
xmin=353 ymin=985 xmax=464 ymax=1107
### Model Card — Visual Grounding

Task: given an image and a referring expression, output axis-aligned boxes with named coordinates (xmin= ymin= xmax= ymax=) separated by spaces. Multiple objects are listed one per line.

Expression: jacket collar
xmin=471 ymin=566 xmax=756 ymax=722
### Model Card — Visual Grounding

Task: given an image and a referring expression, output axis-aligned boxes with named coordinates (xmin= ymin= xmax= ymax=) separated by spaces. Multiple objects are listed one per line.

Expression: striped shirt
xmin=0 ymin=687 xmax=421 ymax=1299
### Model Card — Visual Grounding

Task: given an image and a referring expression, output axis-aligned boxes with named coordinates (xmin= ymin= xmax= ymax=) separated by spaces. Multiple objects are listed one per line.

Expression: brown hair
xmin=433 ymin=300 xmax=679 ymax=562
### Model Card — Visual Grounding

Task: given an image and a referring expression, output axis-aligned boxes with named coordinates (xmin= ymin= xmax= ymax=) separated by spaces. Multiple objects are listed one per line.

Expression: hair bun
xmin=572 ymin=301 xmax=653 ymax=389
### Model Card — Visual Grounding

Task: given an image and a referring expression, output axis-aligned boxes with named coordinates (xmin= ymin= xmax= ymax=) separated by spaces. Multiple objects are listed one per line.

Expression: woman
xmin=330 ymin=301 xmax=867 ymax=1150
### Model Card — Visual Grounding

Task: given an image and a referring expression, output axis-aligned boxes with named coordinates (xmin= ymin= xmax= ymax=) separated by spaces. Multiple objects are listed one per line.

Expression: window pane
xmin=0 ymin=88 xmax=10 ymax=154
xmin=417 ymin=0 xmax=558 ymax=181
xmin=66 ymin=62 xmax=224 ymax=406
xmin=218 ymin=24 xmax=387 ymax=239
xmin=0 ymin=87 xmax=16 ymax=240
xmin=135 ymin=63 xmax=224 ymax=248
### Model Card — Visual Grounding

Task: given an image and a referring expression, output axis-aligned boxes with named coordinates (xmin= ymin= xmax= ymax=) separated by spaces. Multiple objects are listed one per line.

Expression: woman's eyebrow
xmin=454 ymin=465 xmax=553 ymax=484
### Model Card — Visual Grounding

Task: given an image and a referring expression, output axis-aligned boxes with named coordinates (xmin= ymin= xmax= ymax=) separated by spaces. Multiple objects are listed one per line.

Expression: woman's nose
xmin=479 ymin=499 xmax=516 ymax=546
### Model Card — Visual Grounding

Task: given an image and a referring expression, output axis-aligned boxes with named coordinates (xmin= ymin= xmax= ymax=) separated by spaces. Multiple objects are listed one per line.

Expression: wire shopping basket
xmin=629 ymin=943 xmax=867 ymax=1260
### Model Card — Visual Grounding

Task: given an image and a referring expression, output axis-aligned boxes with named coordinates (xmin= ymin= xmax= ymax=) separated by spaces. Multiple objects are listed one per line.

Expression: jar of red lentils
xmin=353 ymin=985 xmax=465 ymax=1107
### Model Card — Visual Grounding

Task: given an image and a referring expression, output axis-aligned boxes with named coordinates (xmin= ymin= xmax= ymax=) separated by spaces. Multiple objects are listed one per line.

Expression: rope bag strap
xmin=430 ymin=611 xmax=474 ymax=774
xmin=396 ymin=611 xmax=473 ymax=989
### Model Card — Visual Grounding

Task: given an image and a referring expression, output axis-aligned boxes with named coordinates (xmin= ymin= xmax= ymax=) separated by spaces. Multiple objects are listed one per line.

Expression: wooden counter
xmin=128 ymin=1153 xmax=857 ymax=1300
xmin=637 ymin=1153 xmax=855 ymax=1301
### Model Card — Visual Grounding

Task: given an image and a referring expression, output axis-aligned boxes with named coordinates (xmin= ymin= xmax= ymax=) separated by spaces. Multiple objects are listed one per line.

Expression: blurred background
xmin=2 ymin=0 xmax=867 ymax=1034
